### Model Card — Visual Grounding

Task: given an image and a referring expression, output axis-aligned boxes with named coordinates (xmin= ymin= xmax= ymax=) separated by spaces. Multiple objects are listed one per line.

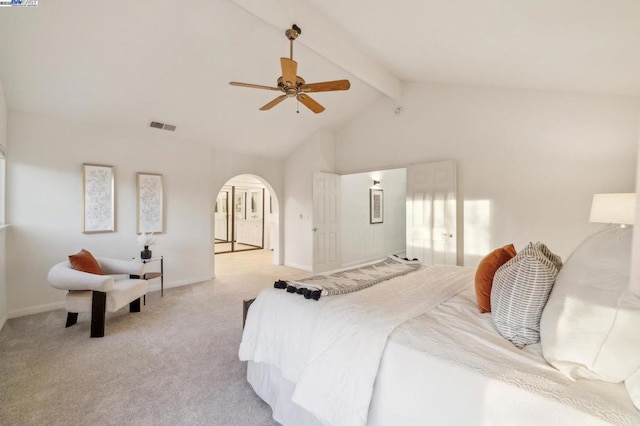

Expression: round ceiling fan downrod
xmin=286 ymin=24 xmax=301 ymax=60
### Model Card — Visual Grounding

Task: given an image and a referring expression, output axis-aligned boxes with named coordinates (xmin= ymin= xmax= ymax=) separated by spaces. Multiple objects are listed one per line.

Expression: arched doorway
xmin=214 ymin=174 xmax=280 ymax=263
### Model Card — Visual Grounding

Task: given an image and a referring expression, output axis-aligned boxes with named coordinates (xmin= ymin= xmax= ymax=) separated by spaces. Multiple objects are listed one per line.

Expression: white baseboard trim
xmin=8 ymin=301 xmax=65 ymax=319
xmin=340 ymin=252 xmax=407 ymax=269
xmin=284 ymin=262 xmax=312 ymax=272
xmin=341 ymin=259 xmax=371 ymax=269
xmin=6 ymin=277 xmax=214 ymax=320
xmin=0 ymin=312 xmax=7 ymax=332
xmin=146 ymin=276 xmax=213 ymax=293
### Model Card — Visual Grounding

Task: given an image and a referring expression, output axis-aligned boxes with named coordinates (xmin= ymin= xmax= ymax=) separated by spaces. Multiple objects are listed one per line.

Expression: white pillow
xmin=540 ymin=226 xmax=640 ymax=383
xmin=626 ymin=368 xmax=640 ymax=410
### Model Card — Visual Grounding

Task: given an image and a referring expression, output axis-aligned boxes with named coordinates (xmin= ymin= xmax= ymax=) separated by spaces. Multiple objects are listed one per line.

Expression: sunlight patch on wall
xmin=464 ymin=199 xmax=492 ymax=257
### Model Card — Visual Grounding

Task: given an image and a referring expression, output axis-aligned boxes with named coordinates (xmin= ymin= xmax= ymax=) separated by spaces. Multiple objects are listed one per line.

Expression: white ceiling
xmin=0 ymin=0 xmax=639 ymax=159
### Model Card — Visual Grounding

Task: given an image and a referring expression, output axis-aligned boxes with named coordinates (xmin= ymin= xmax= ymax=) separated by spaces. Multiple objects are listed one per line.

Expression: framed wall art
xmin=370 ymin=188 xmax=384 ymax=224
xmin=248 ymin=189 xmax=262 ymax=219
xmin=82 ymin=163 xmax=115 ymax=233
xmin=137 ymin=172 xmax=164 ymax=234
xmin=235 ymin=190 xmax=245 ymax=220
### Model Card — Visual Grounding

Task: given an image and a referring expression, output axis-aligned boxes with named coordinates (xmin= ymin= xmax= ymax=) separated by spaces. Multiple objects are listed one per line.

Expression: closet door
xmin=406 ymin=161 xmax=457 ymax=265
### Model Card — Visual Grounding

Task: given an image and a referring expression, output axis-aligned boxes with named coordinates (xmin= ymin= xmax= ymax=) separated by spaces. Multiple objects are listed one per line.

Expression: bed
xmin=239 ymin=230 xmax=640 ymax=426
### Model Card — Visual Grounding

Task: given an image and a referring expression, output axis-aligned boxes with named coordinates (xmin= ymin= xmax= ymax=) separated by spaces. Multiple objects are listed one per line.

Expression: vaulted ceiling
xmin=0 ymin=0 xmax=639 ymax=159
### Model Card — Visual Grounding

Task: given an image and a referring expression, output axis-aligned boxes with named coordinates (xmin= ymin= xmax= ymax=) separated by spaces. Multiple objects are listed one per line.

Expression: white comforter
xmin=387 ymin=287 xmax=640 ymax=425
xmin=239 ymin=264 xmax=475 ymax=426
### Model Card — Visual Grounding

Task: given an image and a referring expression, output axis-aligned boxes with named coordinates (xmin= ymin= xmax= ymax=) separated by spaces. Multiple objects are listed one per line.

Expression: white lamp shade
xmin=589 ymin=193 xmax=636 ymax=225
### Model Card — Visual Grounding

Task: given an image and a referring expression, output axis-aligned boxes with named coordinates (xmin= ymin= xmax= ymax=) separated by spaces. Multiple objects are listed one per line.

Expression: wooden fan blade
xmin=229 ymin=82 xmax=281 ymax=91
xmin=259 ymin=95 xmax=289 ymax=111
xmin=297 ymin=93 xmax=325 ymax=114
xmin=280 ymin=58 xmax=298 ymax=87
xmin=300 ymin=79 xmax=351 ymax=93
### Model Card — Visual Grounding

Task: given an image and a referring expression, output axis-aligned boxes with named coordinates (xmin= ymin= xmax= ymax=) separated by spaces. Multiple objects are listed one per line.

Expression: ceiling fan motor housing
xmin=277 ymin=76 xmax=306 ymax=92
xmin=286 ymin=24 xmax=301 ymax=40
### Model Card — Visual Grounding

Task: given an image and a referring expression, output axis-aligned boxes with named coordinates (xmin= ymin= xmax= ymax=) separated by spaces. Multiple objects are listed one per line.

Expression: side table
xmin=131 ymin=256 xmax=164 ymax=298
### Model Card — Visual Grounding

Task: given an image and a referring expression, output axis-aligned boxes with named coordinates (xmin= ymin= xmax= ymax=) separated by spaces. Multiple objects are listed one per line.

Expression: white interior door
xmin=313 ymin=172 xmax=341 ymax=273
xmin=406 ymin=161 xmax=457 ymax=265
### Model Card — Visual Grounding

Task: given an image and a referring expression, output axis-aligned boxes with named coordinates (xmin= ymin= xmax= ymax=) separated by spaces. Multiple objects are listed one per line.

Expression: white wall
xmin=284 ymin=129 xmax=335 ymax=271
xmin=631 ymin=115 xmax=640 ymax=296
xmin=6 ymin=112 xmax=213 ymax=317
xmin=3 ymin=113 xmax=287 ymax=316
xmin=340 ymin=168 xmax=406 ymax=266
xmin=335 ymin=83 xmax=640 ymax=266
xmin=0 ymin=75 xmax=7 ymax=330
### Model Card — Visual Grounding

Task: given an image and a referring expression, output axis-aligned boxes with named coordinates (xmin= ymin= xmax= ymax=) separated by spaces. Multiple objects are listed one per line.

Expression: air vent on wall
xmin=149 ymin=120 xmax=177 ymax=132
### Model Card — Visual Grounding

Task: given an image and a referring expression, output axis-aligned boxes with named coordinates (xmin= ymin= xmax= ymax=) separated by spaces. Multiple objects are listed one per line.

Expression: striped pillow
xmin=491 ymin=242 xmax=561 ymax=347
xmin=535 ymin=242 xmax=563 ymax=270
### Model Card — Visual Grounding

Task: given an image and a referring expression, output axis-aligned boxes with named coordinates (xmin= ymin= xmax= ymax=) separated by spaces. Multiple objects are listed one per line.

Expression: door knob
xmin=312 ymin=228 xmax=318 ymax=232
xmin=443 ymin=233 xmax=453 ymax=238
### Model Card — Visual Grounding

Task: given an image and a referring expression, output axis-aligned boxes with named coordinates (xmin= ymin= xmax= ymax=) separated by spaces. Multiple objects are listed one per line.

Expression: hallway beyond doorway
xmin=215 ymin=249 xmax=307 ymax=283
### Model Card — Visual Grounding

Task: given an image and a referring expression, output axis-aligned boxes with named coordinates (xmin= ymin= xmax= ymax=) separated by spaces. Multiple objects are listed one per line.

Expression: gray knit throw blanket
xmin=286 ymin=256 xmax=421 ymax=299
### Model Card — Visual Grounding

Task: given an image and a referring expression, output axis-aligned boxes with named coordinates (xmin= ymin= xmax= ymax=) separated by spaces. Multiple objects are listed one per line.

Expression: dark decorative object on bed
xmin=274 ymin=280 xmax=322 ymax=300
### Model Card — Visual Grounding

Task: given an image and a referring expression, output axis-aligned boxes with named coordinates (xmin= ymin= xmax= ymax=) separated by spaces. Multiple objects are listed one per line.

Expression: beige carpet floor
xmin=0 ymin=250 xmax=308 ymax=426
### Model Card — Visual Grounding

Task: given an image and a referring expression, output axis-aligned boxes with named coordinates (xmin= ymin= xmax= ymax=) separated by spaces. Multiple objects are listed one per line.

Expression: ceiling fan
xmin=229 ymin=24 xmax=351 ymax=114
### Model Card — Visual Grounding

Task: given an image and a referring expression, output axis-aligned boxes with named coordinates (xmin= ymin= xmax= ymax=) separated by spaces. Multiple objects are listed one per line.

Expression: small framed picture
xmin=370 ymin=188 xmax=383 ymax=224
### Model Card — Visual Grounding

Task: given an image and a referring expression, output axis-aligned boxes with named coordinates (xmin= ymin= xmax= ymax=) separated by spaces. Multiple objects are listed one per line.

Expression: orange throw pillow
xmin=68 ymin=249 xmax=103 ymax=275
xmin=474 ymin=244 xmax=517 ymax=313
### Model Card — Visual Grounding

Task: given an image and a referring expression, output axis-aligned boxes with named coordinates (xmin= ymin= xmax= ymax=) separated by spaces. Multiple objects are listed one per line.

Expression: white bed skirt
xmin=248 ymin=341 xmax=622 ymax=426
xmin=248 ymin=360 xmax=322 ymax=426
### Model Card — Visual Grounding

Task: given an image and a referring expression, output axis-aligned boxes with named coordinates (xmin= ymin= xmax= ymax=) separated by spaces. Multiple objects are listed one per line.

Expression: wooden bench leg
xmin=91 ymin=291 xmax=107 ymax=338
xmin=65 ymin=312 xmax=78 ymax=328
xmin=130 ymin=298 xmax=141 ymax=313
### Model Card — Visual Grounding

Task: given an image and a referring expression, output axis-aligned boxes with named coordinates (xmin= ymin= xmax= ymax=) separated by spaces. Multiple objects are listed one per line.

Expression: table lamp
xmin=589 ymin=193 xmax=636 ymax=227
